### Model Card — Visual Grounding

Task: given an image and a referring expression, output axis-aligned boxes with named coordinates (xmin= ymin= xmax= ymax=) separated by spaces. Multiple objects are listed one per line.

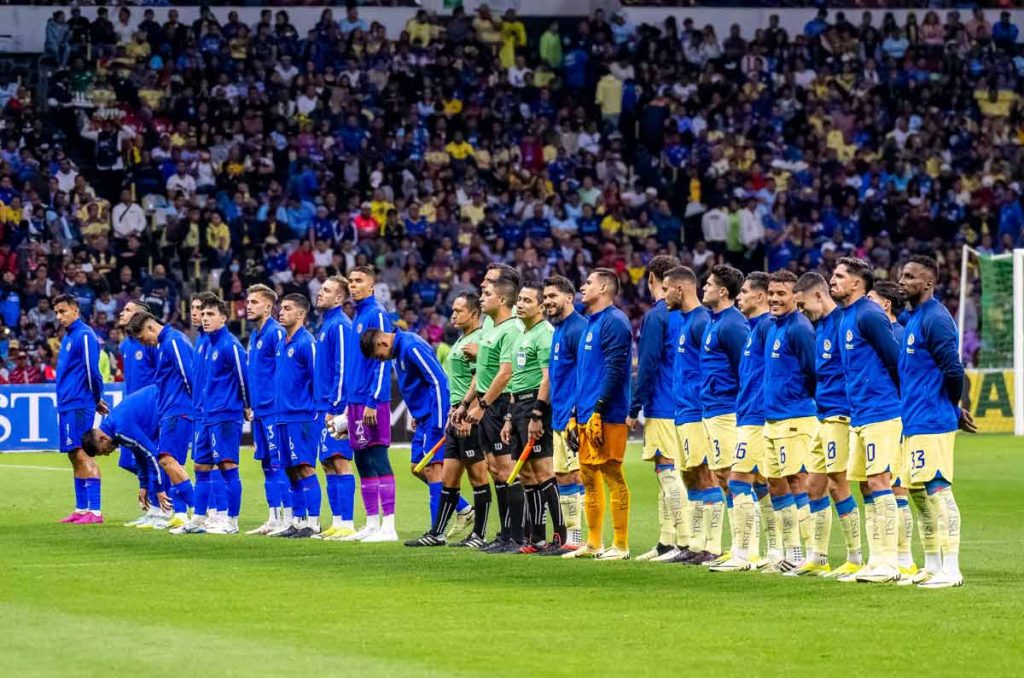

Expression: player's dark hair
xmin=359 ymin=328 xmax=381 ymax=358
xmin=664 ymin=266 xmax=697 ymax=285
xmin=519 ymin=281 xmax=544 ymax=302
xmin=327 ymin=275 xmax=350 ymax=300
xmin=710 ymin=265 xmax=744 ymax=299
xmin=491 ymin=277 xmax=519 ymax=307
xmin=200 ymin=295 xmax=229 ymax=316
xmin=907 ymin=254 xmax=939 ymax=280
xmin=124 ymin=299 xmax=151 ymax=315
xmin=542 ymin=275 xmax=575 ymax=296
xmin=591 ymin=267 xmax=620 ymax=296
xmin=837 ymin=256 xmax=874 ymax=292
xmin=281 ymin=293 xmax=310 ymax=314
xmin=81 ymin=429 xmax=102 ymax=457
xmin=793 ymin=271 xmax=828 ymax=293
xmin=191 ymin=291 xmax=216 ymax=304
xmin=350 ymin=265 xmax=376 ymax=281
xmin=744 ymin=270 xmax=770 ymax=293
xmin=768 ymin=270 xmax=799 ymax=285
xmin=872 ymin=280 xmax=904 ymax=314
xmin=53 ymin=294 xmax=78 ymax=308
xmin=246 ymin=283 xmax=278 ymax=304
xmin=125 ymin=312 xmax=158 ymax=337
xmin=488 ymin=263 xmax=521 ymax=288
xmin=455 ymin=292 xmax=481 ymax=315
xmin=646 ymin=255 xmax=680 ymax=283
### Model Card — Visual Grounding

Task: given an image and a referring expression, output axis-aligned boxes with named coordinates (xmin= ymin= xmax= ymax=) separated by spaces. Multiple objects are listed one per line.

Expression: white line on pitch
xmin=0 ymin=464 xmax=70 ymax=472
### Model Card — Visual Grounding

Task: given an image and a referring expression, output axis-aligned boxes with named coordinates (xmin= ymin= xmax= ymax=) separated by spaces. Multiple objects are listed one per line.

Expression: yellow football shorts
xmin=642 ymin=418 xmax=679 ymax=462
xmin=764 ymin=416 xmax=819 ymax=479
xmin=703 ymin=413 xmax=737 ymax=471
xmin=847 ymin=417 xmax=902 ymax=482
xmin=904 ymin=431 xmax=956 ymax=486
xmin=677 ymin=421 xmax=710 ymax=469
xmin=553 ymin=429 xmax=579 ymax=474
xmin=732 ymin=424 xmax=765 ymax=475
xmin=807 ymin=416 xmax=850 ymax=475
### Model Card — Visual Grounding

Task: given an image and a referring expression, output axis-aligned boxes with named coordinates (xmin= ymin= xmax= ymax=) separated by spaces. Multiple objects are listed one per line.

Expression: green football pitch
xmin=2 ymin=436 xmax=1022 ymax=677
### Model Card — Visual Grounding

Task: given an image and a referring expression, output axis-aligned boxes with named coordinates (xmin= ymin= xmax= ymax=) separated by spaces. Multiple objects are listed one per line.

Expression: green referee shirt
xmin=476 ymin=315 xmax=519 ymax=394
xmin=445 ymin=327 xmax=481 ymax=405
xmin=508 ymin=319 xmax=553 ymax=393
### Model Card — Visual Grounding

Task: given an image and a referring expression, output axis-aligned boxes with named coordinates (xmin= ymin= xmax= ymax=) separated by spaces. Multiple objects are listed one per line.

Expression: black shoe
xmin=270 ymin=525 xmax=300 ymax=538
xmin=286 ymin=526 xmax=317 ymax=539
xmin=667 ymin=548 xmax=697 ymax=564
xmin=688 ymin=550 xmax=717 ymax=565
xmin=488 ymin=540 xmax=525 ymax=554
xmin=535 ymin=534 xmax=566 ymax=556
xmin=480 ymin=536 xmax=510 ymax=553
xmin=405 ymin=532 xmax=447 ymax=547
xmin=450 ymin=534 xmax=487 ymax=549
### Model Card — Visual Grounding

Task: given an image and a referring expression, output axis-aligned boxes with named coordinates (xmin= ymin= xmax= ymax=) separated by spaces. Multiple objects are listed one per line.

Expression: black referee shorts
xmin=444 ymin=422 xmax=485 ymax=465
xmin=509 ymin=392 xmax=553 ymax=459
xmin=479 ymin=394 xmax=511 ymax=456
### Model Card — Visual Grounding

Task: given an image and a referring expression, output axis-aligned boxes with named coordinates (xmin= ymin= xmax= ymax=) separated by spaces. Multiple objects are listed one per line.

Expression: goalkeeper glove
xmin=566 ymin=416 xmax=580 ymax=453
xmin=585 ymin=412 xmax=604 ymax=446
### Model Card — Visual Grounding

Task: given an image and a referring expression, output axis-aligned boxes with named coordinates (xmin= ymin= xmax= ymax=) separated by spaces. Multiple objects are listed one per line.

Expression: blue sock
xmin=277 ymin=469 xmax=292 ymax=509
xmin=85 ymin=478 xmax=101 ymax=511
xmin=171 ymin=479 xmax=194 ymax=511
xmin=655 ymin=463 xmax=675 ymax=472
xmin=687 ymin=489 xmax=703 ymax=503
xmin=703 ymin=487 xmax=725 ymax=504
xmin=794 ymin=492 xmax=809 ymax=510
xmin=326 ymin=474 xmax=342 ymax=518
xmin=809 ymin=496 xmax=830 ymax=513
xmin=290 ymin=478 xmax=307 ymax=519
xmin=73 ymin=477 xmax=87 ymax=510
xmin=339 ymin=473 xmax=355 ymax=521
xmin=301 ymin=475 xmax=321 ymax=518
xmin=754 ymin=483 xmax=769 ymax=501
xmin=925 ymin=478 xmax=951 ymax=495
xmin=263 ymin=465 xmax=280 ymax=510
xmin=873 ymin=488 xmax=893 ymax=499
xmin=862 ymin=491 xmax=875 ymax=505
xmin=726 ymin=492 xmax=734 ymax=509
xmin=577 ymin=482 xmax=586 ymax=497
xmin=194 ymin=470 xmax=212 ymax=516
xmin=221 ymin=467 xmax=242 ymax=518
xmin=211 ymin=469 xmax=228 ymax=512
xmin=728 ymin=480 xmax=753 ymax=497
xmin=559 ymin=484 xmax=577 ymax=496
xmin=896 ymin=497 xmax=909 ymax=508
xmin=428 ymin=481 xmax=442 ymax=526
xmin=835 ymin=495 xmax=857 ymax=516
xmin=770 ymin=494 xmax=794 ymax=511
xmin=456 ymin=496 xmax=471 ymax=512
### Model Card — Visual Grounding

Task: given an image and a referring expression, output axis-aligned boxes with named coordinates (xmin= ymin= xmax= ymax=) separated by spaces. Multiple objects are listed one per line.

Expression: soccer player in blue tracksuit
xmin=628 ymin=256 xmax=688 ymax=563
xmin=898 ymin=255 xmax=975 ymax=588
xmin=54 ymin=294 xmax=107 ymax=524
xmin=564 ymin=268 xmax=633 ymax=561
xmin=313 ymin=276 xmax=358 ymax=539
xmin=698 ymin=265 xmax=749 ymax=563
xmin=543 ymin=275 xmax=588 ymax=551
xmin=244 ymin=284 xmax=290 ymax=535
xmin=189 ymin=292 xmax=229 ymax=522
xmin=761 ymin=270 xmax=818 ymax=572
xmin=271 ymin=293 xmax=323 ymax=539
xmin=345 ymin=266 xmax=396 ymax=541
xmin=193 ymin=295 xmax=250 ymax=535
xmin=362 ymin=327 xmax=450 ymax=543
xmin=830 ymin=256 xmax=903 ymax=583
xmin=711 ymin=271 xmax=772 ymax=572
xmin=127 ymin=311 xmax=196 ymax=530
xmin=81 ymin=385 xmax=195 ymax=520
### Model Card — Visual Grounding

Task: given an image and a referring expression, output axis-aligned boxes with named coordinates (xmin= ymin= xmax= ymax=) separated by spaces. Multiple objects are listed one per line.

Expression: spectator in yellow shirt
xmin=595 ymin=68 xmax=623 ymax=129
xmin=369 ymin=189 xmax=395 ymax=226
xmin=499 ymin=10 xmax=526 ymax=70
xmin=406 ymin=10 xmax=433 ymax=48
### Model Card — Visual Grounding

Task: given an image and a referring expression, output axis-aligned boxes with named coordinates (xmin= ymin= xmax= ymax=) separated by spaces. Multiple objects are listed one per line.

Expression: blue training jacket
xmin=899 ymin=297 xmax=963 ymax=436
xmin=629 ymin=299 xmax=677 ymax=420
xmin=100 ymin=385 xmax=163 ymax=488
xmin=155 ymin=325 xmax=195 ymax=419
xmin=392 ymin=330 xmax=449 ymax=430
xmin=813 ymin=308 xmax=850 ymax=419
xmin=56 ymin=318 xmax=103 ymax=413
xmin=838 ymin=295 xmax=901 ymax=426
xmin=121 ymin=336 xmax=159 ymax=395
xmin=351 ymin=296 xmax=393 ymax=407
xmin=199 ymin=326 xmax=250 ymax=423
xmin=575 ymin=305 xmax=632 ymax=424
xmin=736 ymin=313 xmax=771 ymax=426
xmin=315 ymin=306 xmax=357 ymax=413
xmin=763 ymin=310 xmax=817 ymax=420
xmin=274 ymin=327 xmax=317 ymax=423
xmin=192 ymin=330 xmax=210 ymax=420
xmin=673 ymin=305 xmax=710 ymax=425
xmin=247 ymin=317 xmax=286 ymax=422
xmin=550 ymin=311 xmax=587 ymax=431
xmin=699 ymin=306 xmax=748 ymax=418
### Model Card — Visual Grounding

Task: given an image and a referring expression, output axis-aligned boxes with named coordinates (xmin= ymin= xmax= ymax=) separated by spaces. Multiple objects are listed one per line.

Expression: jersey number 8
xmin=826 ymin=441 xmax=837 ymax=461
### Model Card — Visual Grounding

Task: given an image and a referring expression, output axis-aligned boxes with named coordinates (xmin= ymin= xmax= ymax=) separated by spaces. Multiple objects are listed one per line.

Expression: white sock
xmin=308 ymin=516 xmax=320 ymax=531
xmin=283 ymin=507 xmax=294 ymax=523
xmin=366 ymin=514 xmax=381 ymax=530
xmin=90 ymin=509 xmax=102 ymax=516
xmin=229 ymin=516 xmax=238 ymax=528
xmin=924 ymin=552 xmax=942 ymax=573
xmin=381 ymin=514 xmax=395 ymax=531
xmin=268 ymin=508 xmax=276 ymax=523
xmin=174 ymin=512 xmax=187 ymax=521
xmin=332 ymin=515 xmax=343 ymax=529
xmin=943 ymin=552 xmax=960 ymax=576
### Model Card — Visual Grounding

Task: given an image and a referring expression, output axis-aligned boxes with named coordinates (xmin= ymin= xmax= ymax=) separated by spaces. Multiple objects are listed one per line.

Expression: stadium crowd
xmin=0 ymin=3 xmax=1020 ymax=387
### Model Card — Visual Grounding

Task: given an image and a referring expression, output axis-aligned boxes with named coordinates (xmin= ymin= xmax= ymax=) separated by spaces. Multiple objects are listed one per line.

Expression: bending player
xmin=82 ymin=385 xmax=194 ymax=520
xmin=314 ymin=276 xmax=358 ymax=540
xmin=898 ymin=255 xmax=975 ymax=588
xmin=563 ymin=268 xmax=633 ymax=561
xmin=55 ymin=294 xmax=108 ymax=524
xmin=628 ymin=256 xmax=687 ymax=563
xmin=712 ymin=272 xmax=772 ymax=572
xmin=361 ymin=325 xmax=450 ymax=543
xmin=830 ymin=257 xmax=903 ymax=583
xmin=244 ymin=284 xmax=290 ymax=535
xmin=542 ymin=275 xmax=587 ymax=553
xmin=127 ymin=312 xmax=197 ymax=532
xmin=792 ymin=272 xmax=864 ymax=579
